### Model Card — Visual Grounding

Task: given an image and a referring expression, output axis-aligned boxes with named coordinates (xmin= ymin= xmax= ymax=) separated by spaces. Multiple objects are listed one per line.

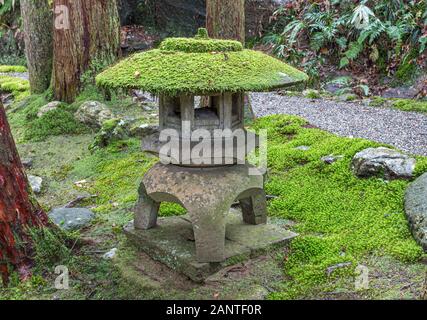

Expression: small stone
xmin=49 ymin=208 xmax=95 ymax=231
xmin=74 ymin=101 xmax=114 ymax=129
xmin=382 ymin=86 xmax=418 ymax=99
xmin=28 ymin=175 xmax=43 ymax=194
xmin=405 ymin=173 xmax=427 ymax=251
xmin=103 ymin=248 xmax=118 ymax=260
xmin=295 ymin=146 xmax=310 ymax=151
xmin=129 ymin=124 xmax=159 ymax=138
xmin=321 ymin=155 xmax=344 ymax=164
xmin=37 ymin=101 xmax=62 ymax=118
xmin=326 ymin=262 xmax=352 ymax=276
xmin=352 ymin=147 xmax=416 ymax=180
xmin=22 ymin=158 xmax=33 ymax=169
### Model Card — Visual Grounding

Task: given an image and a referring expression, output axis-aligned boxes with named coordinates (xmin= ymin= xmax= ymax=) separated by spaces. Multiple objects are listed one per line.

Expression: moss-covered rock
xmin=0 ymin=75 xmax=30 ymax=101
xmin=89 ymin=118 xmax=131 ymax=152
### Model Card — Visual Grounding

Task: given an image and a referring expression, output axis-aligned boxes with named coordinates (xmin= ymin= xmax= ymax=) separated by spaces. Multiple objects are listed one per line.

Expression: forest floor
xmin=1 ymin=71 xmax=427 ymax=300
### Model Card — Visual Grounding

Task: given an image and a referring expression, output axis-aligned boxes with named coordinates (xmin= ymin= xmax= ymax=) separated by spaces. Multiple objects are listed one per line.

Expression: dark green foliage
xmin=263 ymin=1 xmax=427 ymax=83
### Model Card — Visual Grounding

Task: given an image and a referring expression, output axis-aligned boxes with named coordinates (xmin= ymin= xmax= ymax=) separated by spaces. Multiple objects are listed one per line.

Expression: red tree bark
xmin=0 ymin=101 xmax=49 ymax=285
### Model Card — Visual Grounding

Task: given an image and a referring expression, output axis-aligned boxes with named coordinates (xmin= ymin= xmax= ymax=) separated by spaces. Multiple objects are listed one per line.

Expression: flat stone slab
xmin=124 ymin=210 xmax=297 ymax=283
xmin=49 ymin=208 xmax=95 ymax=231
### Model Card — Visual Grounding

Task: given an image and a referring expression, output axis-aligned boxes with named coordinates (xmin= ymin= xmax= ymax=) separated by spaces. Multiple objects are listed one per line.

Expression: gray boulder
xmin=28 ymin=175 xmax=43 ymax=194
xmin=405 ymin=173 xmax=427 ymax=251
xmin=49 ymin=208 xmax=95 ymax=231
xmin=37 ymin=101 xmax=62 ymax=118
xmin=22 ymin=158 xmax=33 ymax=169
xmin=352 ymin=147 xmax=416 ymax=180
xmin=129 ymin=123 xmax=159 ymax=138
xmin=74 ymin=101 xmax=114 ymax=129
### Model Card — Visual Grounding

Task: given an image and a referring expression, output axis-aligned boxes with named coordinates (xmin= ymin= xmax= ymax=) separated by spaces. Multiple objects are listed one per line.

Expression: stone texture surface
xmin=129 ymin=123 xmax=159 ymax=138
xmin=405 ymin=173 xmax=427 ymax=251
xmin=49 ymin=208 xmax=94 ymax=231
xmin=28 ymin=175 xmax=43 ymax=194
xmin=89 ymin=118 xmax=131 ymax=151
xmin=37 ymin=101 xmax=62 ymax=118
xmin=352 ymin=147 xmax=416 ymax=180
xmin=321 ymin=155 xmax=343 ymax=164
xmin=74 ymin=101 xmax=114 ymax=129
xmin=22 ymin=158 xmax=33 ymax=169
xmin=135 ymin=163 xmax=268 ymax=263
xmin=124 ymin=209 xmax=297 ymax=282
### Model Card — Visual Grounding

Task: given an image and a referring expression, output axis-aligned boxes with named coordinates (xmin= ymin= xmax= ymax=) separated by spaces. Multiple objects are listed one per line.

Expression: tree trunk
xmin=52 ymin=0 xmax=121 ymax=103
xmin=20 ymin=0 xmax=53 ymax=94
xmin=0 ymin=101 xmax=49 ymax=285
xmin=206 ymin=0 xmax=245 ymax=44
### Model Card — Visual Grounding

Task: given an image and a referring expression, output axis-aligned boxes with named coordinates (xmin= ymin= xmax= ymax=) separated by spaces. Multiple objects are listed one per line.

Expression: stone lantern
xmin=97 ymin=29 xmax=307 ymax=276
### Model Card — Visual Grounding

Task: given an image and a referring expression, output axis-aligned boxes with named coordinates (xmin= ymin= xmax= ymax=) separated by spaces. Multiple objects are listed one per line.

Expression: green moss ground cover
xmin=0 ymin=65 xmax=27 ymax=73
xmin=392 ymin=99 xmax=427 ymax=113
xmin=251 ymin=115 xmax=426 ymax=299
xmin=368 ymin=97 xmax=427 ymax=113
xmin=0 ymin=75 xmax=30 ymax=101
xmin=6 ymin=85 xmax=142 ymax=143
xmin=7 ymin=93 xmax=89 ymax=142
xmin=2 ymin=100 xmax=426 ymax=299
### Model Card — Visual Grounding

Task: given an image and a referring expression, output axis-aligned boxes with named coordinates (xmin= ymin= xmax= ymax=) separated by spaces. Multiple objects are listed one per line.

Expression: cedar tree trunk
xmin=206 ymin=0 xmax=245 ymax=44
xmin=52 ymin=0 xmax=121 ymax=103
xmin=0 ymin=101 xmax=49 ymax=285
xmin=20 ymin=0 xmax=53 ymax=94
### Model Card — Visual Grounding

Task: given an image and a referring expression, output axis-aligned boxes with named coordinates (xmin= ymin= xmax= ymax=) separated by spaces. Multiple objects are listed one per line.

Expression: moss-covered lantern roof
xmin=96 ymin=28 xmax=308 ymax=95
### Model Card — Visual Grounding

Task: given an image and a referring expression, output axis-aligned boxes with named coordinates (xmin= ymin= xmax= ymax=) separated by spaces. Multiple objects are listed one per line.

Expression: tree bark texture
xmin=0 ymin=102 xmax=49 ymax=285
xmin=20 ymin=0 xmax=53 ymax=94
xmin=52 ymin=0 xmax=121 ymax=103
xmin=206 ymin=0 xmax=245 ymax=44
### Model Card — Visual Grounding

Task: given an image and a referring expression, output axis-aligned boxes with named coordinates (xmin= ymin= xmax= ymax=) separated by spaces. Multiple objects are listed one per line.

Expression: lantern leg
xmin=134 ymin=182 xmax=160 ymax=230
xmin=239 ymin=189 xmax=268 ymax=225
xmin=190 ymin=206 xmax=227 ymax=263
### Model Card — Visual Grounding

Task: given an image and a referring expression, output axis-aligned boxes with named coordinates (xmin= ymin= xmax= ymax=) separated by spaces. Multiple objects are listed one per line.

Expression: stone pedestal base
xmin=134 ymin=163 xmax=271 ymax=263
xmin=124 ymin=210 xmax=297 ymax=283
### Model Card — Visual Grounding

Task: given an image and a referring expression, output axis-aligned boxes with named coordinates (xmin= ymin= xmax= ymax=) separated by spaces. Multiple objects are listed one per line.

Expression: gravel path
xmin=250 ymin=92 xmax=427 ymax=156
xmin=0 ymin=72 xmax=29 ymax=80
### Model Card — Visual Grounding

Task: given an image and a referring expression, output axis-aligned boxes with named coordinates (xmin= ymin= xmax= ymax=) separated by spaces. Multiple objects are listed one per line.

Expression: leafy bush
xmin=264 ymin=0 xmax=427 ymax=84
